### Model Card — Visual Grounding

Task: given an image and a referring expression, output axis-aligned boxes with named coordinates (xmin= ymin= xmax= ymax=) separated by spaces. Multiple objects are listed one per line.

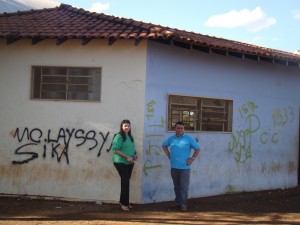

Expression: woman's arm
xmin=115 ymin=150 xmax=135 ymax=163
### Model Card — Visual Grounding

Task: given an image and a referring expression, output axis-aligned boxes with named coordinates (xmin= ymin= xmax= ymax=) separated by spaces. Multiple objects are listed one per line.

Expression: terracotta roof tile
xmin=0 ymin=4 xmax=300 ymax=63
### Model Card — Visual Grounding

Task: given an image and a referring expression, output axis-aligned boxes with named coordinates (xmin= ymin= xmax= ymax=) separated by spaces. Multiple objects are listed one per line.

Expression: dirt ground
xmin=0 ymin=186 xmax=299 ymax=225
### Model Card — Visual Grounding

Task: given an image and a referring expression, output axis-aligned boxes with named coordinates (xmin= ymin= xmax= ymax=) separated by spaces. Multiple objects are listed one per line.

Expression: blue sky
xmin=53 ymin=0 xmax=300 ymax=53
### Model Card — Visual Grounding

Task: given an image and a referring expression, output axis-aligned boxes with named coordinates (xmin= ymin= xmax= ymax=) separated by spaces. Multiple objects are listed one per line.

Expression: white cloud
xmin=88 ymin=2 xmax=110 ymax=13
xmin=293 ymin=49 xmax=300 ymax=54
xmin=204 ymin=7 xmax=276 ymax=32
xmin=292 ymin=10 xmax=300 ymax=19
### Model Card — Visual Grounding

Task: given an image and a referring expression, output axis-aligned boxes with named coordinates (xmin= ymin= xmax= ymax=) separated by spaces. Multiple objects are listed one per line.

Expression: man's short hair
xmin=175 ymin=121 xmax=184 ymax=127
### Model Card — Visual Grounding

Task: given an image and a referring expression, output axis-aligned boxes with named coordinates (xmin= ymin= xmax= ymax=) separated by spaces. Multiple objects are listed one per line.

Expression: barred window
xmin=168 ymin=95 xmax=233 ymax=132
xmin=31 ymin=66 xmax=101 ymax=102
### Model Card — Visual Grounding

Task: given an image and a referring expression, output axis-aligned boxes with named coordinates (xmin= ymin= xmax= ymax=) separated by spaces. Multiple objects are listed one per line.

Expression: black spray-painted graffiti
xmin=12 ymin=127 xmax=112 ymax=165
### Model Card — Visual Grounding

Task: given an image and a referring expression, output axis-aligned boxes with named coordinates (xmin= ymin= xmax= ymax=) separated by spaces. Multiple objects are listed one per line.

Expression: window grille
xmin=31 ymin=66 xmax=101 ymax=102
xmin=168 ymin=95 xmax=233 ymax=132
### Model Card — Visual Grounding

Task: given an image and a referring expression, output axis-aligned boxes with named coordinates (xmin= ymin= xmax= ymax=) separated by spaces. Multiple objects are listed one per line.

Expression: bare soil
xmin=0 ymin=186 xmax=300 ymax=225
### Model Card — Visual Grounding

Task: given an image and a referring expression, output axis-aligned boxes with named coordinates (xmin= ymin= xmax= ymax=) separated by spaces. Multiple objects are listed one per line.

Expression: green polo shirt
xmin=112 ymin=133 xmax=136 ymax=165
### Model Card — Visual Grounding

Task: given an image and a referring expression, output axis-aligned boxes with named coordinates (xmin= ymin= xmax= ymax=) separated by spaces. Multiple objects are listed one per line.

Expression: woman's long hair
xmin=119 ymin=119 xmax=134 ymax=142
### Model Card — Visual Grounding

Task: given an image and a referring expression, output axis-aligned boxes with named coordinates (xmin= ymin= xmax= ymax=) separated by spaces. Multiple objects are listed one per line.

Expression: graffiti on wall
xmin=227 ymin=102 xmax=294 ymax=163
xmin=10 ymin=127 xmax=112 ymax=165
xmin=272 ymin=106 xmax=294 ymax=127
xmin=143 ymin=100 xmax=163 ymax=175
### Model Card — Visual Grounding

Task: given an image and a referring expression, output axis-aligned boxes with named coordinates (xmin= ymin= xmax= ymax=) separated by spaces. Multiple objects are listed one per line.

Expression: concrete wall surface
xmin=142 ymin=41 xmax=300 ymax=203
xmin=0 ymin=39 xmax=146 ymax=203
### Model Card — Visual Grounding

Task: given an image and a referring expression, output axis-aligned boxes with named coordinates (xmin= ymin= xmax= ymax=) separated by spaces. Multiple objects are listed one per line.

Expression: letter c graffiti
xmin=260 ymin=132 xmax=268 ymax=144
xmin=272 ymin=132 xmax=278 ymax=144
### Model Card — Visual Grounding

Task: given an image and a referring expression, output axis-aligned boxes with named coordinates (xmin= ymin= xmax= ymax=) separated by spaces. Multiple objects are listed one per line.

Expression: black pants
xmin=114 ymin=163 xmax=134 ymax=206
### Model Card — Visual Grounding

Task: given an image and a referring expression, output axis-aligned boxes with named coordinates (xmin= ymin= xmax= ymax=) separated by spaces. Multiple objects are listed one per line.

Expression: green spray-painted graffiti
xmin=228 ymin=102 xmax=294 ymax=163
xmin=227 ymin=102 xmax=260 ymax=162
xmin=143 ymin=100 xmax=163 ymax=175
xmin=272 ymin=106 xmax=294 ymax=127
xmin=227 ymin=106 xmax=260 ymax=162
xmin=225 ymin=184 xmax=236 ymax=194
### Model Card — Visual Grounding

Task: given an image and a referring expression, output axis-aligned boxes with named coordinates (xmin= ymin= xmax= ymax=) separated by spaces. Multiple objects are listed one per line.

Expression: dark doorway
xmin=299 ymin=107 xmax=300 ymax=184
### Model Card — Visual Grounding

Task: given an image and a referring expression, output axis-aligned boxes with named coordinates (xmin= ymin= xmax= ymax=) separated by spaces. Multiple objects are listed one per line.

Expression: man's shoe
xmin=180 ymin=206 xmax=187 ymax=212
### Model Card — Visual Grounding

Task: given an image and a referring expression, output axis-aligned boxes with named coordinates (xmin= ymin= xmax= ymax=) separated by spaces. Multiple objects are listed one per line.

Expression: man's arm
xmin=191 ymin=149 xmax=200 ymax=159
xmin=163 ymin=147 xmax=170 ymax=159
xmin=187 ymin=149 xmax=200 ymax=165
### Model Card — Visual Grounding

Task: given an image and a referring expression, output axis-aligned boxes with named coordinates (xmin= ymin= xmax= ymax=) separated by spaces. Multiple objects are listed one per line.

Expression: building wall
xmin=0 ymin=39 xmax=147 ymax=203
xmin=142 ymin=41 xmax=300 ymax=203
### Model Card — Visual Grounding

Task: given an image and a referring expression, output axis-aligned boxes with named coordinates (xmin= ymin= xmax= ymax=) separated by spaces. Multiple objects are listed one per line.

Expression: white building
xmin=0 ymin=4 xmax=299 ymax=204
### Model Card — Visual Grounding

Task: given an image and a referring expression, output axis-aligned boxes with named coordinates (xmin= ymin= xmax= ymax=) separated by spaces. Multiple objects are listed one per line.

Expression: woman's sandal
xmin=120 ymin=204 xmax=129 ymax=211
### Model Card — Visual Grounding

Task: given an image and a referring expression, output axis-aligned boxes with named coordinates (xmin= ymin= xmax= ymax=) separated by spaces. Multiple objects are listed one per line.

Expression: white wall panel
xmin=0 ymin=39 xmax=146 ymax=203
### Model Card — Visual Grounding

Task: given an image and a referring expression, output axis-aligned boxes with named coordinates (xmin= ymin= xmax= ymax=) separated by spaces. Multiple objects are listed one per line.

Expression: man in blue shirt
xmin=162 ymin=121 xmax=200 ymax=212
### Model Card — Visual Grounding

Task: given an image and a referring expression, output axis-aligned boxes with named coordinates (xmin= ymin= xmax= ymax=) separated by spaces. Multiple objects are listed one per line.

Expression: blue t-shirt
xmin=162 ymin=134 xmax=200 ymax=169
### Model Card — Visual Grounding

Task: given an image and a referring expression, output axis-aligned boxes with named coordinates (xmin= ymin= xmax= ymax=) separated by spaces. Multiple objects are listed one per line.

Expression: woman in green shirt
xmin=112 ymin=119 xmax=137 ymax=211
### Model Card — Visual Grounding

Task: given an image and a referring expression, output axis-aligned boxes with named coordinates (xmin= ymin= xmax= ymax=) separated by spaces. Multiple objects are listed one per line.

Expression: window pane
xmin=171 ymin=95 xmax=196 ymax=105
xmin=41 ymin=91 xmax=66 ymax=100
xmin=68 ymin=77 xmax=93 ymax=84
xmin=43 ymin=76 xmax=66 ymax=83
xmin=42 ymin=67 xmax=67 ymax=75
xmin=42 ymin=84 xmax=66 ymax=92
xmin=67 ymin=92 xmax=89 ymax=100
